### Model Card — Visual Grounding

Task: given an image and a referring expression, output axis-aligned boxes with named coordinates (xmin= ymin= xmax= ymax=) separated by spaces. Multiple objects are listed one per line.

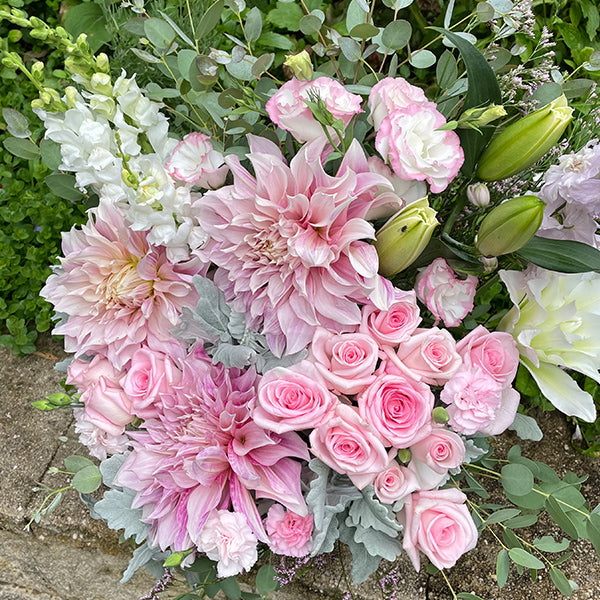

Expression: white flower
xmin=499 ymin=266 xmax=600 ymax=421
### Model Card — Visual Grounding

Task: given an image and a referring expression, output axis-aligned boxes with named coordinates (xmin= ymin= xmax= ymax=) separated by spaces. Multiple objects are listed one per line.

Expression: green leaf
xmin=457 ymin=594 xmax=485 ymax=600
xmin=259 ymin=31 xmax=293 ymax=50
xmin=144 ymin=18 xmax=176 ymax=50
xmin=586 ymin=512 xmax=600 ymax=556
xmin=349 ymin=23 xmax=379 ymax=39
xmin=545 ymin=496 xmax=579 ymax=539
xmin=178 ymin=49 xmax=198 ymax=77
xmin=64 ymin=455 xmax=94 ymax=473
xmin=45 ymin=173 xmax=84 ymax=201
xmin=550 ymin=567 xmax=573 ymax=596
xmin=130 ymin=48 xmax=162 ymax=64
xmin=2 ymin=108 xmax=30 ymax=138
xmin=430 ymin=27 xmax=501 ymax=176
xmin=63 ymin=2 xmax=111 ymax=52
xmin=251 ymin=53 xmax=274 ymax=78
xmin=266 ymin=1 xmax=303 ymax=31
xmin=196 ymin=0 xmax=225 ymax=40
xmin=410 ymin=49 xmax=436 ymax=69
xmin=501 ymin=463 xmax=534 ymax=496
xmin=533 ymin=536 xmax=570 ymax=553
xmin=508 ymin=413 xmax=543 ymax=442
xmin=220 ymin=577 xmax=241 ymax=600
xmin=496 ymin=549 xmax=509 ymax=588
xmin=244 ymin=7 xmax=263 ymax=43
xmin=158 ymin=10 xmax=195 ymax=48
xmin=255 ymin=565 xmax=279 ymax=595
xmin=382 ymin=20 xmax=412 ymax=50
xmin=508 ymin=548 xmax=544 ymax=570
xmin=71 ymin=464 xmax=102 ymax=494
xmin=504 ymin=513 xmax=539 ymax=529
xmin=163 ymin=547 xmax=194 ymax=567
xmin=299 ymin=14 xmax=323 ymax=36
xmin=463 ymin=470 xmax=489 ymax=498
xmin=40 ymin=139 xmax=62 ymax=171
xmin=516 ymin=236 xmax=600 ymax=273
xmin=339 ymin=37 xmax=362 ymax=62
xmin=3 ymin=137 xmax=39 ymax=160
xmin=476 ymin=1 xmax=495 ymax=22
xmin=485 ymin=508 xmax=521 ymax=525
xmin=437 ymin=50 xmax=458 ymax=89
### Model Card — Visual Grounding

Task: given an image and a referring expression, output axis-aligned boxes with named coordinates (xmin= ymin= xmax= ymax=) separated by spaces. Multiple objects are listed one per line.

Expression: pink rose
xmin=408 ymin=426 xmax=465 ymax=490
xmin=121 ymin=347 xmax=182 ymax=420
xmin=254 ymin=362 xmax=337 ymax=433
xmin=359 ymin=291 xmax=421 ymax=348
xmin=368 ymin=77 xmax=433 ymax=131
xmin=373 ymin=460 xmax=420 ymax=504
xmin=456 ymin=325 xmax=519 ymax=387
xmin=67 ymin=355 xmax=122 ymax=390
xmin=441 ymin=366 xmax=520 ymax=435
xmin=82 ymin=378 xmax=133 ymax=437
xmin=385 ymin=328 xmax=462 ymax=386
xmin=415 ymin=258 xmax=477 ymax=328
xmin=375 ymin=104 xmax=464 ymax=193
xmin=166 ymin=132 xmax=228 ymax=188
xmin=357 ymin=374 xmax=434 ymax=448
xmin=265 ymin=504 xmax=313 ymax=557
xmin=400 ymin=488 xmax=478 ymax=571
xmin=310 ymin=328 xmax=379 ymax=395
xmin=266 ymin=77 xmax=362 ymax=143
xmin=309 ymin=403 xmax=391 ymax=489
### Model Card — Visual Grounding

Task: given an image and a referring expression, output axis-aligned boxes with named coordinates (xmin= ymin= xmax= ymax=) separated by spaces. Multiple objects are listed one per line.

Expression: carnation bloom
xmin=499 ymin=266 xmax=600 ymax=421
xmin=199 ymin=135 xmax=395 ymax=356
xmin=113 ymin=346 xmax=309 ymax=551
xmin=41 ymin=202 xmax=201 ymax=368
xmin=265 ymin=504 xmax=313 ymax=557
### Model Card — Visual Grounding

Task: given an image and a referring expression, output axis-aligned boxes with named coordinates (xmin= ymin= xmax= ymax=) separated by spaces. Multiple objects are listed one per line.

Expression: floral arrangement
xmin=4 ymin=0 xmax=600 ymax=598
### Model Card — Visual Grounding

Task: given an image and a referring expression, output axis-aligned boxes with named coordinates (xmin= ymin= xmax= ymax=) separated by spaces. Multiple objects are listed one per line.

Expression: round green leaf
xmin=349 ymin=23 xmax=379 ymax=39
xmin=2 ymin=108 xmax=30 ymax=138
xmin=496 ymin=549 xmax=509 ymax=588
xmin=64 ymin=455 xmax=94 ymax=473
xmin=382 ymin=20 xmax=412 ymax=50
xmin=251 ymin=53 xmax=274 ymax=77
xmin=71 ymin=464 xmax=102 ymax=494
xmin=410 ymin=49 xmax=436 ymax=69
xmin=178 ymin=49 xmax=198 ymax=78
xmin=299 ymin=14 xmax=322 ymax=36
xmin=339 ymin=37 xmax=362 ymax=62
xmin=255 ymin=565 xmax=279 ymax=595
xmin=476 ymin=2 xmax=495 ymax=22
xmin=508 ymin=548 xmax=545 ymax=570
xmin=45 ymin=173 xmax=84 ymax=202
xmin=501 ymin=463 xmax=534 ymax=496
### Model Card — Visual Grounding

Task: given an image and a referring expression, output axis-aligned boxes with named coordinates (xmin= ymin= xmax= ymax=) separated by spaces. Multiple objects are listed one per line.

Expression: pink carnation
xmin=199 ymin=135 xmax=394 ymax=356
xmin=266 ymin=77 xmax=362 ymax=143
xmin=265 ymin=504 xmax=313 ymax=557
xmin=375 ymin=104 xmax=464 ymax=193
xmin=166 ymin=132 xmax=228 ymax=188
xmin=41 ymin=202 xmax=202 ymax=368
xmin=73 ymin=407 xmax=129 ymax=460
xmin=415 ymin=258 xmax=477 ymax=328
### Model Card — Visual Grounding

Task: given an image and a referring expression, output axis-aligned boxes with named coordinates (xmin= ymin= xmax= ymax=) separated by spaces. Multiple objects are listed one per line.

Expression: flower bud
xmin=89 ymin=72 xmax=112 ymax=96
xmin=475 ymin=195 xmax=545 ymax=257
xmin=95 ymin=53 xmax=110 ymax=73
xmin=467 ymin=183 xmax=490 ymax=208
xmin=432 ymin=407 xmax=450 ymax=424
xmin=479 ymin=256 xmax=498 ymax=272
xmin=375 ymin=198 xmax=439 ymax=276
xmin=397 ymin=448 xmax=411 ymax=463
xmin=459 ymin=104 xmax=506 ymax=128
xmin=65 ymin=86 xmax=79 ymax=109
xmin=284 ymin=50 xmax=313 ymax=81
xmin=476 ymin=95 xmax=573 ymax=181
xmin=7 ymin=29 xmax=22 ymax=43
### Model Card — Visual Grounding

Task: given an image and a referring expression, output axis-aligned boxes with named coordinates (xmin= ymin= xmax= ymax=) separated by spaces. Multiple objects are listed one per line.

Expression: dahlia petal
xmin=230 ymin=474 xmax=269 ymax=542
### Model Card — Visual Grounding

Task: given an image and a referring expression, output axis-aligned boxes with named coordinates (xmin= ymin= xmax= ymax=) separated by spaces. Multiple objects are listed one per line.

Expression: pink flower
xmin=166 ymin=132 xmax=228 ymax=188
xmin=73 ymin=407 xmax=129 ymax=460
xmin=266 ymin=77 xmax=362 ymax=143
xmin=400 ymin=488 xmax=478 ymax=571
xmin=375 ymin=104 xmax=464 ymax=193
xmin=456 ymin=326 xmax=519 ymax=387
xmin=384 ymin=328 xmax=461 ymax=386
xmin=265 ymin=504 xmax=313 ymax=557
xmin=309 ymin=328 xmax=379 ymax=395
xmin=121 ymin=347 xmax=183 ymax=420
xmin=309 ymin=403 xmax=391 ymax=489
xmin=357 ymin=374 xmax=434 ymax=448
xmin=415 ymin=258 xmax=477 ymax=328
xmin=253 ymin=362 xmax=337 ymax=433
xmin=199 ymin=135 xmax=393 ymax=356
xmin=441 ymin=366 xmax=520 ymax=435
xmin=114 ymin=347 xmax=309 ymax=552
xmin=41 ymin=202 xmax=202 ymax=368
xmin=67 ymin=354 xmax=122 ymax=390
xmin=368 ymin=77 xmax=433 ymax=131
xmin=196 ymin=510 xmax=258 ymax=577
xmin=373 ymin=460 xmax=419 ymax=504
xmin=359 ymin=291 xmax=421 ymax=348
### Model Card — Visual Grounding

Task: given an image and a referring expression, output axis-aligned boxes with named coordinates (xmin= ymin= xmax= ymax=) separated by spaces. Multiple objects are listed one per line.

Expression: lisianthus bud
xmin=375 ymin=198 xmax=439 ymax=276
xmin=476 ymin=95 xmax=573 ymax=181
xmin=467 ymin=183 xmax=490 ymax=208
xmin=397 ymin=448 xmax=412 ymax=463
xmin=432 ymin=407 xmax=450 ymax=424
xmin=476 ymin=195 xmax=545 ymax=257
xmin=284 ymin=50 xmax=313 ymax=81
xmin=459 ymin=104 xmax=507 ymax=129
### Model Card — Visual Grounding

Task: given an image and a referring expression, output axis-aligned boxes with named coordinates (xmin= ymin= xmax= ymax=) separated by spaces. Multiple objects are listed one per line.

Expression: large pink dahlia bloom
xmin=199 ymin=135 xmax=395 ymax=356
xmin=41 ymin=202 xmax=202 ymax=368
xmin=114 ymin=346 xmax=309 ymax=551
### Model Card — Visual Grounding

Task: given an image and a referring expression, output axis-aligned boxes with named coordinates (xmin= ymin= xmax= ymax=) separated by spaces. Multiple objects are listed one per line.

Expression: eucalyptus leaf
xmin=244 ymin=7 xmax=262 ymax=43
xmin=3 ymin=137 xmax=39 ymax=160
xmin=2 ymin=108 xmax=30 ymax=138
xmin=45 ymin=173 xmax=84 ymax=201
xmin=346 ymin=0 xmax=369 ymax=31
xmin=130 ymin=48 xmax=162 ymax=64
xmin=178 ymin=49 xmax=198 ymax=78
xmin=508 ymin=548 xmax=544 ymax=569
xmin=251 ymin=53 xmax=274 ymax=77
xmin=196 ymin=0 xmax=225 ymax=40
xmin=501 ymin=463 xmax=534 ymax=496
xmin=550 ymin=567 xmax=574 ymax=597
xmin=349 ymin=23 xmax=379 ymax=39
xmin=299 ymin=14 xmax=323 ymax=36
xmin=497 ymin=548 xmax=509 ymax=587
xmin=158 ymin=11 xmax=195 ymax=48
xmin=545 ymin=496 xmax=579 ymax=539
xmin=64 ymin=455 xmax=94 ymax=473
xmin=144 ymin=18 xmax=176 ymax=50
xmin=71 ymin=465 xmax=102 ymax=494
xmin=381 ymin=20 xmax=412 ymax=51
xmin=40 ymin=139 xmax=62 ymax=171
xmin=533 ymin=536 xmax=570 ymax=553
xmin=410 ymin=49 xmax=436 ymax=69
xmin=339 ymin=37 xmax=362 ymax=62
xmin=255 ymin=565 xmax=279 ymax=595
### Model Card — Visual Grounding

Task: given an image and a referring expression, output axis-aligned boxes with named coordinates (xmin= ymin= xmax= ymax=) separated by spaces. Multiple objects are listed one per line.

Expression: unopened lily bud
xmin=432 ymin=407 xmax=450 ymax=424
xmin=284 ymin=50 xmax=313 ymax=81
xmin=459 ymin=104 xmax=506 ymax=128
xmin=476 ymin=195 xmax=545 ymax=257
xmin=375 ymin=198 xmax=439 ymax=276
xmin=477 ymin=95 xmax=573 ymax=181
xmin=397 ymin=448 xmax=411 ymax=464
xmin=467 ymin=183 xmax=490 ymax=208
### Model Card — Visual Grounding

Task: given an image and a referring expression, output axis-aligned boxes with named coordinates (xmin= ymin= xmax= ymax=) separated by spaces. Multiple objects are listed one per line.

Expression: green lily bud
xmin=476 ymin=195 xmax=545 ymax=257
xmin=375 ymin=198 xmax=439 ymax=277
xmin=432 ymin=407 xmax=450 ymax=425
xmin=477 ymin=95 xmax=573 ymax=181
xmin=284 ymin=50 xmax=313 ymax=81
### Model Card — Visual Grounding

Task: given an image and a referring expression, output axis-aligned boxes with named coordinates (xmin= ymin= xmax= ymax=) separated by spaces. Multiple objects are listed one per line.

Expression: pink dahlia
xmin=113 ymin=346 xmax=309 ymax=551
xmin=41 ymin=202 xmax=202 ymax=368
xmin=199 ymin=135 xmax=395 ymax=356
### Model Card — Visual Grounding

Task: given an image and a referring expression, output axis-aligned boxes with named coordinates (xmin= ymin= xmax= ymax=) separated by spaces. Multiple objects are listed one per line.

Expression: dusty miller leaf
xmin=121 ymin=542 xmax=168 ymax=583
xmin=346 ymin=485 xmax=401 ymax=537
xmin=99 ymin=452 xmax=128 ymax=487
xmin=94 ymin=488 xmax=149 ymax=544
xmin=509 ymin=412 xmax=543 ymax=441
xmin=212 ymin=342 xmax=255 ymax=368
xmin=339 ymin=524 xmax=382 ymax=584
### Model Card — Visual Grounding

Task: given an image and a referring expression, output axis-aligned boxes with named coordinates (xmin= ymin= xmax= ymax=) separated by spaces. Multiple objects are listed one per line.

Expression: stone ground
xmin=1 ymin=335 xmax=599 ymax=600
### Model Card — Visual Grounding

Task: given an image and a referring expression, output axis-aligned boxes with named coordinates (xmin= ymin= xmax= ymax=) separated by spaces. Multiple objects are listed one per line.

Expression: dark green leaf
xmin=197 ymin=0 xmax=225 ymax=40
xmin=501 ymin=463 xmax=534 ymax=496
xmin=251 ymin=53 xmax=274 ymax=77
xmin=255 ymin=565 xmax=279 ymax=595
xmin=382 ymin=20 xmax=412 ymax=50
xmin=586 ymin=513 xmax=600 ymax=556
xmin=299 ymin=14 xmax=322 ymax=36
xmin=71 ymin=464 xmax=102 ymax=494
xmin=124 ymin=17 xmax=146 ymax=36
xmin=339 ymin=37 xmax=362 ymax=62
xmin=130 ymin=48 xmax=162 ymax=64
xmin=485 ymin=508 xmax=521 ymax=524
xmin=158 ymin=10 xmax=195 ymax=48
xmin=550 ymin=567 xmax=573 ymax=596
xmin=244 ymin=7 xmax=262 ymax=43
xmin=144 ymin=18 xmax=176 ymax=50
xmin=497 ymin=549 xmax=509 ymax=588
xmin=504 ymin=513 xmax=539 ymax=529
xmin=40 ymin=139 xmax=62 ymax=171
xmin=562 ymin=78 xmax=595 ymax=99
xmin=545 ymin=496 xmax=579 ymax=539
xmin=508 ymin=548 xmax=544 ymax=570
xmin=437 ymin=50 xmax=458 ymax=89
xmin=64 ymin=455 xmax=94 ymax=473
xmin=464 ymin=470 xmax=489 ymax=498
xmin=63 ymin=3 xmax=111 ymax=52
xmin=45 ymin=173 xmax=84 ymax=201
xmin=220 ymin=576 xmax=241 ymax=599
xmin=265 ymin=1 xmax=303 ymax=30
xmin=517 ymin=236 xmax=600 ymax=273
xmin=3 ymin=137 xmax=39 ymax=160
xmin=350 ymin=23 xmax=380 ymax=39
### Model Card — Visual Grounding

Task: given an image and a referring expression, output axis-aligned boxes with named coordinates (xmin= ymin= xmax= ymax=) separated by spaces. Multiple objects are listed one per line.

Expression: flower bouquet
xmin=3 ymin=0 xmax=600 ymax=598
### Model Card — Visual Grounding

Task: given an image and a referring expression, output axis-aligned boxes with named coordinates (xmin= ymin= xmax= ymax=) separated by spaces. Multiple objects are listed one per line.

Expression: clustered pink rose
xmin=265 ymin=504 xmax=313 ymax=557
xmin=310 ymin=328 xmax=379 ymax=395
xmin=374 ymin=460 xmax=419 ymax=505
xmin=401 ymin=488 xmax=478 ymax=571
xmin=253 ymin=362 xmax=337 ymax=433
xmin=415 ymin=258 xmax=478 ymax=328
xmin=266 ymin=77 xmax=362 ymax=143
